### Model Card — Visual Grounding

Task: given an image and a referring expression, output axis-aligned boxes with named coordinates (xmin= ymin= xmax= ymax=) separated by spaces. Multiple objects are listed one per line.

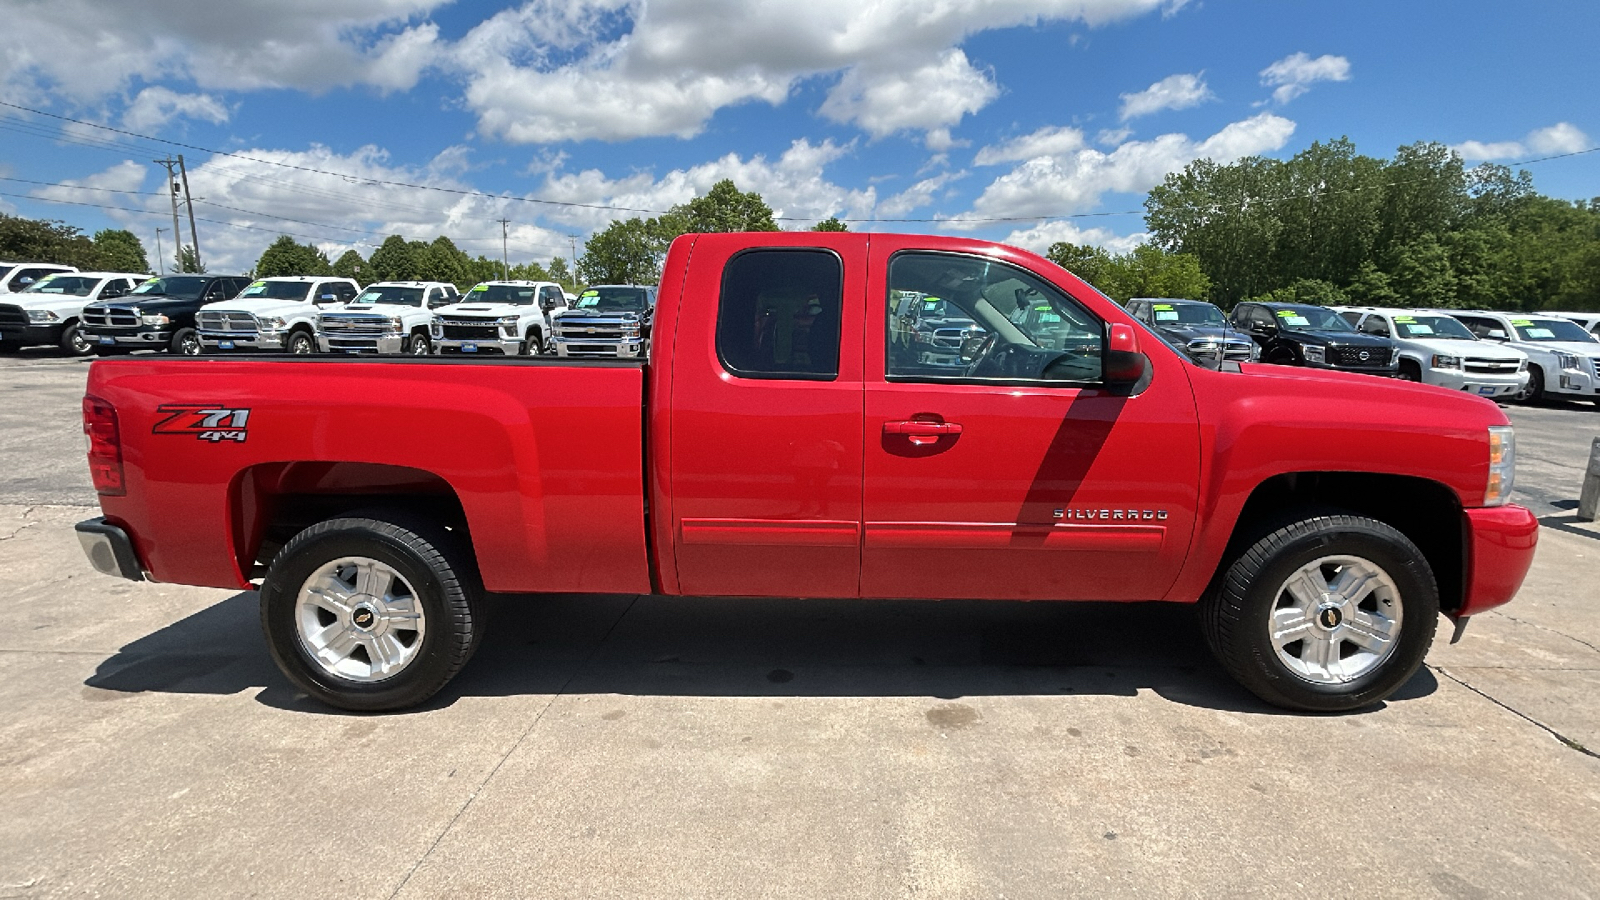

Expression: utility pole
xmin=497 ymin=218 xmax=511 ymax=280
xmin=154 ymin=228 xmax=166 ymax=275
xmin=154 ymin=157 xmax=183 ymax=271
xmin=177 ymin=155 xmax=202 ymax=273
xmin=568 ymin=234 xmax=579 ymax=287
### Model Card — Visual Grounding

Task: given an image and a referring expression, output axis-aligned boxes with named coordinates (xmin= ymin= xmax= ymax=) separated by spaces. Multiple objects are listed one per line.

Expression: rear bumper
xmin=75 ymin=517 xmax=146 ymax=582
xmin=1457 ymin=505 xmax=1539 ymax=617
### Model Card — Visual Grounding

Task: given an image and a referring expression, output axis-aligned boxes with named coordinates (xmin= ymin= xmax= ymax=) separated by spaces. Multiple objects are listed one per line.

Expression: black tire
xmin=0 ymin=339 xmax=18 ymax=354
xmin=171 ymin=327 xmax=202 ymax=356
xmin=59 ymin=321 xmax=92 ymax=356
xmin=1519 ymin=366 xmax=1545 ymax=403
xmin=1266 ymin=349 xmax=1297 ymax=366
xmin=285 ymin=330 xmax=316 ymax=355
xmin=521 ymin=329 xmax=544 ymax=356
xmin=260 ymin=513 xmax=483 ymax=711
xmin=1396 ymin=360 xmax=1421 ymax=382
xmin=1200 ymin=514 xmax=1438 ymax=712
xmin=406 ymin=332 xmax=431 ymax=356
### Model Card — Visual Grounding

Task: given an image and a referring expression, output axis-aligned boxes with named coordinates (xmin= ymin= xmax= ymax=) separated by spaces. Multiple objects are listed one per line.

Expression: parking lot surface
xmin=1 ymin=353 xmax=1597 ymax=898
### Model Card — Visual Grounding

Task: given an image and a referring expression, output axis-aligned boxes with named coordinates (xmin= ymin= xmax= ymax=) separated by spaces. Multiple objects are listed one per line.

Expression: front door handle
xmin=883 ymin=420 xmax=963 ymax=436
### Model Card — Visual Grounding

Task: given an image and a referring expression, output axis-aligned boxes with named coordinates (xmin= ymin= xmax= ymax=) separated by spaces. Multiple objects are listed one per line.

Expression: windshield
xmin=237 ymin=280 xmax=313 ymax=301
xmin=351 ymin=286 xmax=424 ymax=307
xmin=1392 ymin=314 xmax=1475 ymax=340
xmin=1275 ymin=306 xmax=1353 ymax=331
xmin=130 ymin=276 xmax=208 ymax=300
xmin=1510 ymin=317 xmax=1597 ymax=343
xmin=1150 ymin=302 xmax=1224 ymax=326
xmin=0 ymin=266 xmax=13 ymax=281
xmin=575 ymin=287 xmax=648 ymax=311
xmin=21 ymin=275 xmax=99 ymax=296
xmin=465 ymin=284 xmax=537 ymax=304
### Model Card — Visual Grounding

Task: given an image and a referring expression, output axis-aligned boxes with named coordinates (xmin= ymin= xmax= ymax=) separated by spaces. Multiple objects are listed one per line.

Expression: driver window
xmin=1360 ymin=316 xmax=1390 ymax=337
xmin=884 ymin=252 xmax=1103 ymax=384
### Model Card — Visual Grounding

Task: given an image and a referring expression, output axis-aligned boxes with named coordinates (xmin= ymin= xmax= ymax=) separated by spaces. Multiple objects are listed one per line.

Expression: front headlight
xmin=27 ymin=309 xmax=60 ymax=323
xmin=1431 ymin=354 xmax=1462 ymax=370
xmin=140 ymin=313 xmax=169 ymax=326
xmin=430 ymin=321 xmax=443 ymax=338
xmin=258 ymin=316 xmax=285 ymax=332
xmin=1302 ymin=345 xmax=1325 ymax=364
xmin=1555 ymin=352 xmax=1580 ymax=371
xmin=1518 ymin=359 xmax=1528 ymax=372
xmin=497 ymin=315 xmax=519 ymax=327
xmin=1484 ymin=425 xmax=1516 ymax=507
xmin=387 ymin=316 xmax=404 ymax=332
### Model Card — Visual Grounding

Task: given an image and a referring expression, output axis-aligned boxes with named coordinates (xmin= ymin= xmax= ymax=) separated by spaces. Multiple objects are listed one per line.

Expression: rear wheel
xmin=1200 ymin=514 xmax=1437 ymax=712
xmin=260 ymin=513 xmax=483 ymax=711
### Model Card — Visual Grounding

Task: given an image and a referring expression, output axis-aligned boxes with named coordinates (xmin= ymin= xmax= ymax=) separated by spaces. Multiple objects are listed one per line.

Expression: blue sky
xmin=1 ymin=0 xmax=1595 ymax=274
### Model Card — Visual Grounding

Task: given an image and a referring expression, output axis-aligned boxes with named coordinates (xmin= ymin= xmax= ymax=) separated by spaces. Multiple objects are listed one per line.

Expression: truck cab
xmin=551 ymin=285 xmax=656 ymax=358
xmin=316 ymin=281 xmax=459 ymax=355
xmin=0 ymin=271 xmax=145 ymax=356
xmin=198 ymin=276 xmax=360 ymax=354
xmin=431 ymin=281 xmax=568 ymax=356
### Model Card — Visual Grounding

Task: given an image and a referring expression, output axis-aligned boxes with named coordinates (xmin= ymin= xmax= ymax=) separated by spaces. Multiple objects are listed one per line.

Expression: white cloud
xmin=974 ymin=126 xmax=1086 ymax=166
xmin=1455 ymin=122 xmax=1594 ymax=161
xmin=1259 ymin=52 xmax=1350 ymax=104
xmin=0 ymin=0 xmax=446 ymax=104
xmin=452 ymin=0 xmax=1184 ymax=144
xmin=1118 ymin=72 xmax=1213 ymax=121
xmin=122 ymin=88 xmax=230 ymax=132
xmin=953 ymin=112 xmax=1295 ymax=228
xmin=1001 ymin=219 xmax=1147 ymax=255
xmin=878 ymin=171 xmax=967 ymax=218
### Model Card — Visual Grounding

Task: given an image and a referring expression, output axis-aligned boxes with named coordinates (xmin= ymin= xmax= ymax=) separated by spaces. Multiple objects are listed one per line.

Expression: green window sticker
xmin=1510 ymin=319 xmax=1532 ymax=326
xmin=471 ymin=284 xmax=488 ymax=292
xmin=1394 ymin=316 xmax=1416 ymax=323
xmin=1153 ymin=304 xmax=1175 ymax=311
xmin=581 ymin=290 xmax=600 ymax=298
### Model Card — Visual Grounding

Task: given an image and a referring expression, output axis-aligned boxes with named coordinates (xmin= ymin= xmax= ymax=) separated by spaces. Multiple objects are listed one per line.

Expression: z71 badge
xmin=153 ymin=405 xmax=252 ymax=443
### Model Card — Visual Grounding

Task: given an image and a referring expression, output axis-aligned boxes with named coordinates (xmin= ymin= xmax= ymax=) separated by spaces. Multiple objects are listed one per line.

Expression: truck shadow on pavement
xmin=84 ymin=590 xmax=1439 ymax=715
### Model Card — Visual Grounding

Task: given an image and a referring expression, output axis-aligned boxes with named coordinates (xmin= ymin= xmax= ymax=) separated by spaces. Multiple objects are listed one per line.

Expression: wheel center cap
xmin=351 ymin=604 xmax=378 ymax=631
xmin=1316 ymin=605 xmax=1343 ymax=630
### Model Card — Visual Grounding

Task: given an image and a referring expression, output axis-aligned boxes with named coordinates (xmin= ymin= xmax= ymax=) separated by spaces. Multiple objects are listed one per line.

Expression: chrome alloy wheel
xmin=1269 ymin=555 xmax=1402 ymax=685
xmin=294 ymin=557 xmax=427 ymax=683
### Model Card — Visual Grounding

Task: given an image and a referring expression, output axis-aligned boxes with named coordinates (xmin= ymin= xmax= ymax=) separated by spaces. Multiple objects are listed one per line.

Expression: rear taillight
xmin=82 ymin=395 xmax=125 ymax=496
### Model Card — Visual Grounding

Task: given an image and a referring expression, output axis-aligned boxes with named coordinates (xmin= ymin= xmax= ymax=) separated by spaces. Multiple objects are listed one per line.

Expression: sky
xmin=0 ymin=0 xmax=1596 ymax=275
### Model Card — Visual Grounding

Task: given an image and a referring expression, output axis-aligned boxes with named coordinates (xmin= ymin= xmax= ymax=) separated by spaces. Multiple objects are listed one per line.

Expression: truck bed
xmin=89 ymin=356 xmax=654 ymax=594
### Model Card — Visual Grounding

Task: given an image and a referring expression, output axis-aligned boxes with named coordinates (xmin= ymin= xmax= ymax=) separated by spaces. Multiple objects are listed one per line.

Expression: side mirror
xmin=17 ymin=277 xmax=34 ymax=286
xmin=1104 ymin=322 xmax=1148 ymax=386
xmin=1486 ymin=329 xmax=1508 ymax=341
xmin=317 ymin=293 xmax=337 ymax=303
xmin=540 ymin=299 xmax=558 ymax=311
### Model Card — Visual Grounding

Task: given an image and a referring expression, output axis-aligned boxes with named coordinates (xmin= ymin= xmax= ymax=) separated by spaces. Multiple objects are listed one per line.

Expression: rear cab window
xmin=716 ymin=248 xmax=843 ymax=380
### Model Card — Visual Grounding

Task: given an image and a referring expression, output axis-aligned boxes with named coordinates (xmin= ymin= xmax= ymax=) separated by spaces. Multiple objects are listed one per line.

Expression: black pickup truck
xmin=1231 ymin=301 xmax=1399 ymax=377
xmin=79 ymin=274 xmax=251 ymax=356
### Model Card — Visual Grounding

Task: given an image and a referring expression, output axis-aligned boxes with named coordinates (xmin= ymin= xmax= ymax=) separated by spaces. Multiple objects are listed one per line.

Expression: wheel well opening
xmin=232 ymin=462 xmax=472 ymax=579
xmin=1223 ymin=472 xmax=1465 ymax=612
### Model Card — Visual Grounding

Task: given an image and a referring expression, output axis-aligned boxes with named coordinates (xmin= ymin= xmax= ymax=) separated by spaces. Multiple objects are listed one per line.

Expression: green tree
xmin=368 ymin=235 xmax=418 ymax=282
xmin=255 ymin=235 xmax=331 ymax=277
xmin=91 ymin=229 xmax=150 ymax=273
xmin=547 ymin=256 xmax=572 ymax=287
xmin=419 ymin=236 xmax=470 ymax=288
xmin=579 ymin=219 xmax=667 ymax=285
xmin=1045 ymin=241 xmax=1115 ymax=291
xmin=672 ymin=179 xmax=779 ymax=233
xmin=1146 ymin=156 xmax=1285 ymax=306
xmin=0 ymin=214 xmax=99 ymax=267
xmin=331 ymin=249 xmax=368 ymax=284
xmin=1245 ymin=278 xmax=1349 ymax=307
xmin=811 ymin=216 xmax=848 ymax=232
xmin=1111 ymin=245 xmax=1212 ymax=302
xmin=508 ymin=261 xmax=551 ymax=282
xmin=176 ymin=244 xmax=206 ymax=274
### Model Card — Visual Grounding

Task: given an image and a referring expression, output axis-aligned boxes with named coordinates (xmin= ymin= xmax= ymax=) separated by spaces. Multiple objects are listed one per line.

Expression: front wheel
xmin=1200 ymin=514 xmax=1438 ymax=712
xmin=285 ymin=330 xmax=315 ymax=354
xmin=260 ymin=513 xmax=483 ymax=711
xmin=60 ymin=322 xmax=92 ymax=356
xmin=521 ymin=330 xmax=544 ymax=356
xmin=406 ymin=332 xmax=431 ymax=356
xmin=1396 ymin=360 xmax=1421 ymax=382
xmin=171 ymin=327 xmax=202 ymax=356
xmin=1518 ymin=366 xmax=1545 ymax=403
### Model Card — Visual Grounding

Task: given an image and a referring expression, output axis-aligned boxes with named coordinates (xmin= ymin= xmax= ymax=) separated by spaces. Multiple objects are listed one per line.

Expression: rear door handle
xmin=883 ymin=420 xmax=963 ymax=436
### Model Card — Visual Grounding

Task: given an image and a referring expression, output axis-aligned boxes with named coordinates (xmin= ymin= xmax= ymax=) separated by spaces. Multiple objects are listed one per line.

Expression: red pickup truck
xmin=75 ymin=232 xmax=1538 ymax=712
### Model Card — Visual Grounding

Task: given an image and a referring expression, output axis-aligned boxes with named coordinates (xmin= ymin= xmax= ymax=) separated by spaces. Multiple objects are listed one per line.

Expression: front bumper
xmin=1457 ymin=505 xmax=1539 ymax=618
xmin=1302 ymin=359 xmax=1398 ymax=378
xmin=75 ymin=517 xmax=146 ymax=582
xmin=82 ymin=328 xmax=174 ymax=347
xmin=437 ymin=337 xmax=521 ymax=355
xmin=320 ymin=333 xmax=406 ymax=354
xmin=1546 ymin=364 xmax=1600 ymax=396
xmin=553 ymin=337 xmax=645 ymax=358
xmin=0 ymin=323 xmax=66 ymax=345
xmin=199 ymin=331 xmax=287 ymax=351
xmin=1429 ymin=368 xmax=1528 ymax=397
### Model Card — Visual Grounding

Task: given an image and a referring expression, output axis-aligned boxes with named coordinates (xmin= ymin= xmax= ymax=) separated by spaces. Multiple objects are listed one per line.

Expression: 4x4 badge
xmin=152 ymin=404 xmax=251 ymax=443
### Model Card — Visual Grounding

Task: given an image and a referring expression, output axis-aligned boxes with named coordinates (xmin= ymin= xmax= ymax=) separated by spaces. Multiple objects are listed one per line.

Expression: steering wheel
xmin=963 ymin=332 xmax=1000 ymax=377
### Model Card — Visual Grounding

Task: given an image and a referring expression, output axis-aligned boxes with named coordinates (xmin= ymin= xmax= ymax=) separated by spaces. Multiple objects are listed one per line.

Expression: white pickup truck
xmin=430 ymin=281 xmax=569 ymax=356
xmin=197 ymin=276 xmax=360 ymax=354
xmin=1444 ymin=310 xmax=1600 ymax=403
xmin=316 ymin=281 xmax=460 ymax=355
xmin=1335 ymin=306 xmax=1529 ymax=399
xmin=0 ymin=271 xmax=146 ymax=356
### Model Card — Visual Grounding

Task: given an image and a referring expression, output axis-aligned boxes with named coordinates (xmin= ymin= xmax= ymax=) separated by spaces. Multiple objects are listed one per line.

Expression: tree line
xmin=0 ymin=215 xmax=151 ymax=273
xmin=254 ymin=233 xmax=572 ymax=290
